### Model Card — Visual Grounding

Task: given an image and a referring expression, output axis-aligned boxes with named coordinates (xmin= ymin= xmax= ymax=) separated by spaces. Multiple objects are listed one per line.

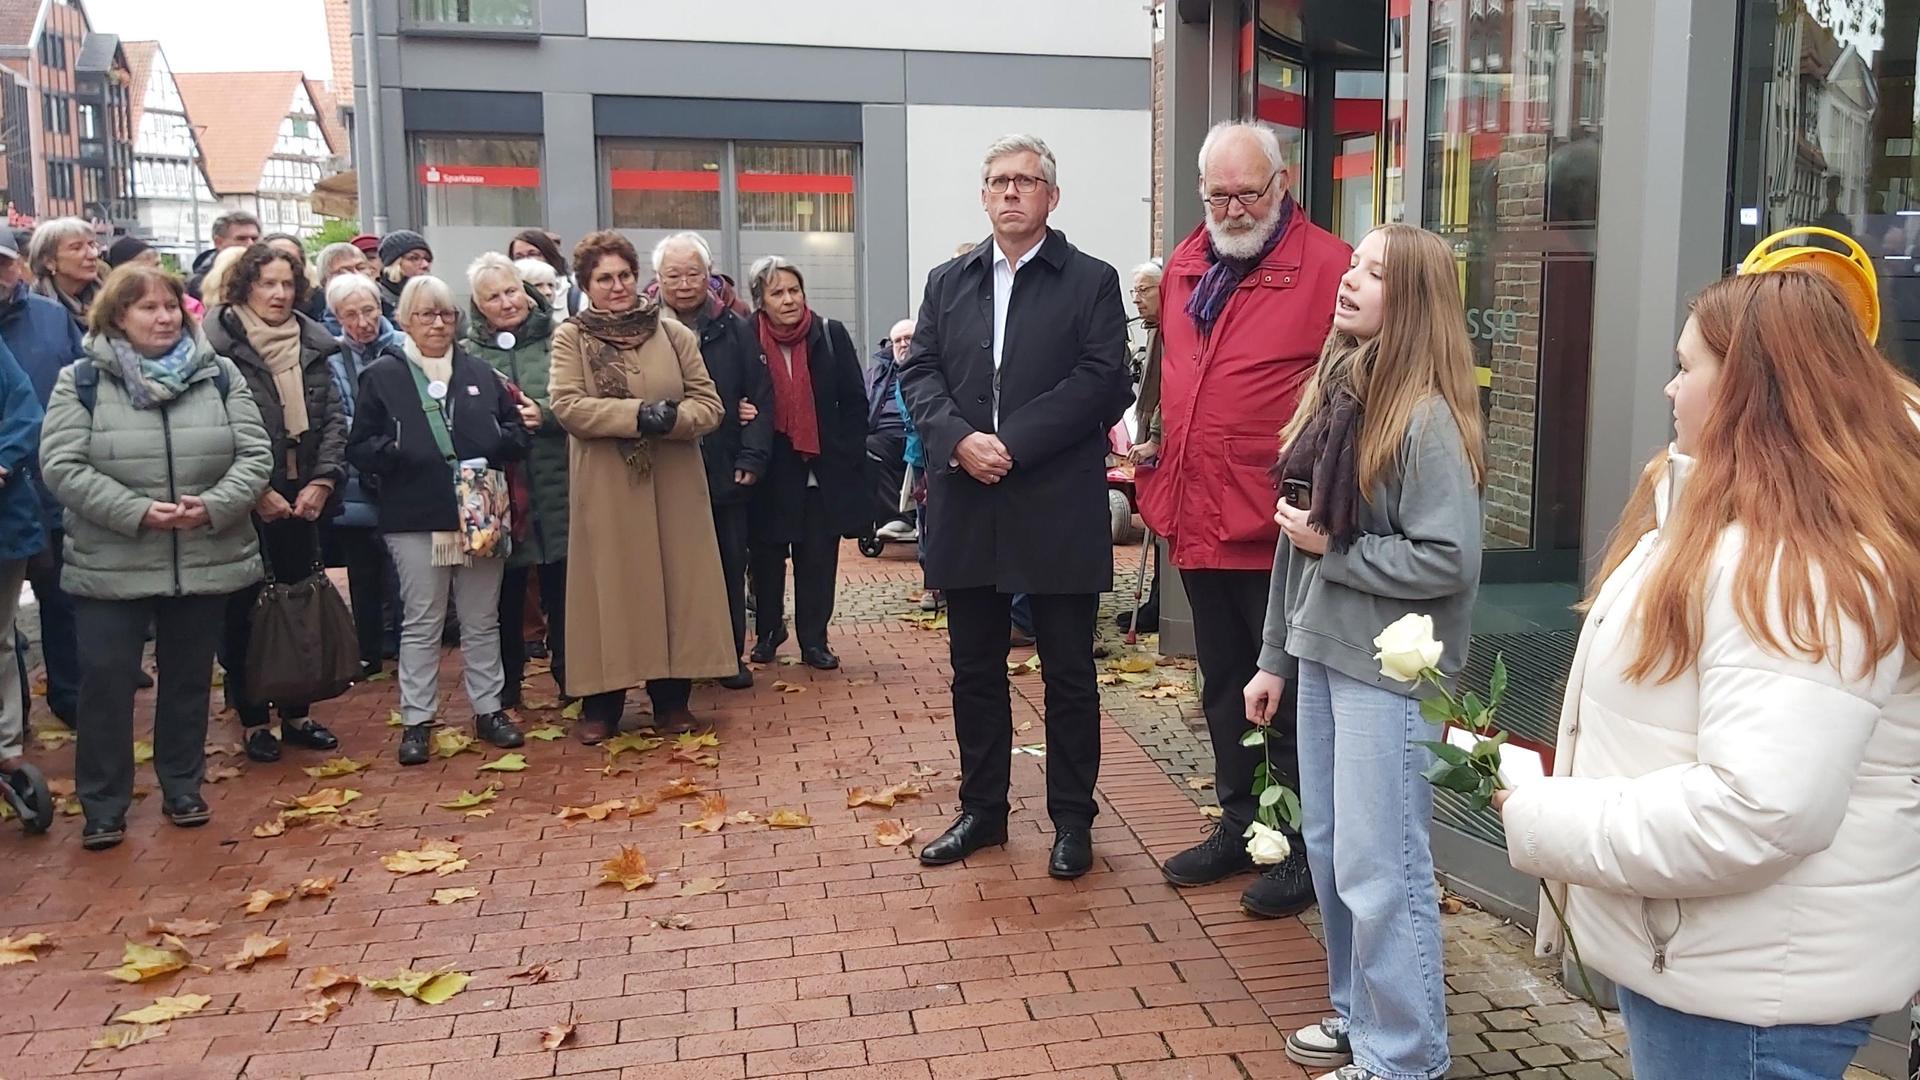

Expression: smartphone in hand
xmin=1281 ymin=478 xmax=1313 ymax=512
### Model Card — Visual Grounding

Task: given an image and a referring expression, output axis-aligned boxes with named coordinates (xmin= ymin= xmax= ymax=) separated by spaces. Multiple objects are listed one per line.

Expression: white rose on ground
xmin=1243 ymin=821 xmax=1291 ymax=866
xmin=1373 ymin=613 xmax=1443 ymax=683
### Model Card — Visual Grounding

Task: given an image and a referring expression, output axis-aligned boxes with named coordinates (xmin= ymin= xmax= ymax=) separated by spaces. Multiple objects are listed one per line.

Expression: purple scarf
xmin=1184 ymin=195 xmax=1295 ymax=337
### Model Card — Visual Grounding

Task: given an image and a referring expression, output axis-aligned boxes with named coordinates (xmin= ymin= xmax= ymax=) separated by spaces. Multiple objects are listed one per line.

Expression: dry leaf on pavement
xmin=561 ymin=699 xmax=584 ymax=720
xmin=292 ymin=992 xmax=346 ymax=1024
xmin=223 ymin=934 xmax=289 ymax=970
xmin=769 ymin=680 xmax=806 ymax=694
xmin=302 ymin=757 xmax=367 ymax=779
xmin=555 ymin=799 xmax=626 ymax=823
xmin=674 ymin=732 xmax=720 ymax=749
xmin=133 ymin=739 xmax=154 ymax=763
xmin=1185 ymin=775 xmax=1215 ymax=791
xmin=599 ymin=846 xmax=654 ymax=891
xmin=381 ymin=840 xmax=468 ymax=877
xmin=430 ymin=888 xmax=479 ymax=906
xmin=295 ymin=877 xmax=337 ymax=898
xmin=302 ymin=966 xmax=361 ymax=992
xmin=115 ymin=994 xmax=211 ymax=1025
xmin=106 ymin=939 xmax=190 ymax=983
xmin=252 ymin=818 xmax=287 ymax=839
xmin=363 ymin=968 xmax=471 ymax=1005
xmin=464 ymin=807 xmax=494 ymax=819
xmin=657 ymin=777 xmax=703 ymax=799
xmin=1112 ymin=655 xmax=1156 ymax=673
xmin=439 ymin=786 xmax=499 ymax=810
xmin=676 ymin=877 xmax=726 ymax=898
xmin=0 ymin=932 xmax=53 ymax=966
xmin=910 ymin=763 xmax=940 ymax=779
xmin=508 ymin=962 xmax=552 ymax=984
xmin=147 ymin=919 xmax=219 ymax=939
xmin=669 ymin=746 xmax=720 ymax=768
xmin=846 ymin=786 xmax=892 ymax=809
xmin=627 ymin=795 xmax=659 ymax=815
xmin=1014 ymin=719 xmax=1033 ymax=732
xmin=206 ymin=765 xmax=243 ymax=783
xmin=341 ymin=811 xmax=381 ymax=828
xmin=476 ymin=753 xmax=528 ymax=772
xmin=34 ymin=728 xmax=76 ymax=748
xmin=873 ymin=820 xmax=917 ymax=847
xmin=388 ymin=710 xmax=405 ymax=727
xmin=291 ymin=788 xmax=360 ymax=810
xmin=1199 ymin=805 xmax=1223 ymax=820
xmin=91 ymin=1023 xmax=169 ymax=1050
xmin=649 ymin=914 xmax=694 ymax=931
xmin=540 ymin=1022 xmax=576 ymax=1050
xmin=604 ymin=732 xmax=662 ymax=759
xmin=241 ymin=888 xmax=293 ymax=915
xmin=431 ymin=729 xmax=478 ymax=758
xmin=525 ymin=725 xmax=565 ymax=741
xmin=683 ymin=794 xmax=727 ymax=833
xmin=727 ymin=810 xmax=761 ymax=826
xmin=766 ymin=808 xmax=812 ymax=829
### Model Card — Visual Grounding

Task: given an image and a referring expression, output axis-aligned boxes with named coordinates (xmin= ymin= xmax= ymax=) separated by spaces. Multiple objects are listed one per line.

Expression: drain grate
xmin=1437 ymin=629 xmax=1580 ymax=848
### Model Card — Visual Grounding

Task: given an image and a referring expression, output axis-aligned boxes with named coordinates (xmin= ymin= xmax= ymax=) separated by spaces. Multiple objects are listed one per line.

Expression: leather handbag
xmin=243 ymin=525 xmax=362 ymax=707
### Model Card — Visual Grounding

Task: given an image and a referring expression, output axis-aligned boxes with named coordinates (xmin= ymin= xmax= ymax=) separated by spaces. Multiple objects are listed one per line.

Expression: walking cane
xmin=1125 ymin=528 xmax=1155 ymax=647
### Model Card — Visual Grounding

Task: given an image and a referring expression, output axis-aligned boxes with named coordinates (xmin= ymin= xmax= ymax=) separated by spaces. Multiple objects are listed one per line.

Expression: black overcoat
xmin=898 ymin=229 xmax=1130 ymax=596
xmin=747 ymin=312 xmax=870 ymax=543
xmin=693 ymin=306 xmax=774 ymax=506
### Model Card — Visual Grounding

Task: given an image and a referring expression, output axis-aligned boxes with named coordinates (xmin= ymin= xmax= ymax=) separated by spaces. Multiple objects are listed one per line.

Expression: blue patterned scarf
xmin=108 ymin=332 xmax=208 ymax=410
xmin=1184 ymin=195 xmax=1295 ymax=338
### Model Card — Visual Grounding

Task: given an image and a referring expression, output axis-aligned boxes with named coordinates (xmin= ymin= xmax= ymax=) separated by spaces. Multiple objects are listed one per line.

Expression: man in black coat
xmin=898 ymin=134 xmax=1130 ymax=880
xmin=652 ymin=233 xmax=774 ymax=690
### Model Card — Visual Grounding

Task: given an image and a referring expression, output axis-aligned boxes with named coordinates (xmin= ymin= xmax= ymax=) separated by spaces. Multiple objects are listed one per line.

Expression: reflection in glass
xmin=413 ymin=135 xmax=543 ymax=229
xmin=603 ymin=140 xmax=724 ymax=232
xmin=736 ymin=144 xmax=859 ymax=328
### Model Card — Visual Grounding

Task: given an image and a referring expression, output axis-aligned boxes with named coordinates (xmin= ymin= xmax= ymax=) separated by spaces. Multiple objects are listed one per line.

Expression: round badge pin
xmin=495 ymin=331 xmax=516 ymax=350
xmin=427 ymin=380 xmax=449 ymax=401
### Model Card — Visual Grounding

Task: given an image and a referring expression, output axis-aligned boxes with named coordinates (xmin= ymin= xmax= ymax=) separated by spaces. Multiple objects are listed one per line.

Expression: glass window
xmin=1729 ymin=0 xmax=1916 ymax=376
xmin=413 ymin=134 xmax=543 ymax=228
xmin=603 ymin=139 xmax=723 ymax=231
xmin=736 ymin=143 xmax=859 ymax=327
xmin=407 ymin=0 xmax=535 ymax=29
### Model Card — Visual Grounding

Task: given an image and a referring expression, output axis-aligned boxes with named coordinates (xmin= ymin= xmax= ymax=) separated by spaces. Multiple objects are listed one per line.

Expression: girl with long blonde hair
xmin=1499 ymin=269 xmax=1920 ymax=1079
xmin=1248 ymin=223 xmax=1486 ymax=1080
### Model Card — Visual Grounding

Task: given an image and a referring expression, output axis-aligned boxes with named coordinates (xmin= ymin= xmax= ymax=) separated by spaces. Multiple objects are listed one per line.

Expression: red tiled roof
xmin=122 ymin=38 xmax=157 ymax=135
xmin=323 ymin=0 xmax=353 ymax=97
xmin=174 ymin=70 xmax=304 ymax=195
xmin=307 ymin=78 xmax=349 ymax=165
xmin=0 ymin=0 xmax=45 ymax=52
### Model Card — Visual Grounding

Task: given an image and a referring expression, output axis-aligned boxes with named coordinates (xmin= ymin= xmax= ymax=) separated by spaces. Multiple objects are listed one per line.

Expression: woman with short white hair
xmin=323 ymin=271 xmax=402 ymax=675
xmin=346 ymin=275 xmax=538 ymax=765
xmin=27 ymin=217 xmax=103 ymax=330
xmin=309 ymin=242 xmax=372 ymax=325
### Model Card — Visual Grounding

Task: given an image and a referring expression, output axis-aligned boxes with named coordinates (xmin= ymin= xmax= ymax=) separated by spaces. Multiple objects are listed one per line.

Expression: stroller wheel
xmin=858 ymin=537 xmax=886 ymax=558
xmin=3 ymin=761 xmax=54 ymax=835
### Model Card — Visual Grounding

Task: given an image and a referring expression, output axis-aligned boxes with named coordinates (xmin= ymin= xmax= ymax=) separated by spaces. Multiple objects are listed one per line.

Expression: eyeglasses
xmin=1203 ymin=171 xmax=1278 ymax=210
xmin=985 ymin=174 xmax=1046 ymax=195
xmin=659 ymin=272 xmax=706 ymax=285
xmin=413 ymin=309 xmax=458 ymax=325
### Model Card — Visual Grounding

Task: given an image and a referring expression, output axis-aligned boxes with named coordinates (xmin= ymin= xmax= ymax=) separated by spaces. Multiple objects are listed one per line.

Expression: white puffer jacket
xmin=1503 ymin=451 xmax=1920 ymax=1027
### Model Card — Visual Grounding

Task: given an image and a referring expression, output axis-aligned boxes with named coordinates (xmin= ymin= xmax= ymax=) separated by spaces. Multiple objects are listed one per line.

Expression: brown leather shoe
xmin=654 ymin=709 xmax=700 ymax=735
xmin=574 ymin=716 xmax=616 ymax=745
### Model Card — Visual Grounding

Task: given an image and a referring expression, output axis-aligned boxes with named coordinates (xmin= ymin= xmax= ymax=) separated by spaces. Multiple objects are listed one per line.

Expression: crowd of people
xmin=0 ymin=118 xmax=1915 ymax=1080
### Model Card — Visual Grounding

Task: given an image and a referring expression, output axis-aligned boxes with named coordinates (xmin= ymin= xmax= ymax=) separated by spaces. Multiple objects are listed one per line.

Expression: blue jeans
xmin=1297 ymin=660 xmax=1449 ymax=1080
xmin=1618 ymin=987 xmax=1873 ymax=1080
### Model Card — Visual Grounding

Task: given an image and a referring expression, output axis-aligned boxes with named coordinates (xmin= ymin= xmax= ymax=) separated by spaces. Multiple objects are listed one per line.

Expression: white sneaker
xmin=1315 ymin=1068 xmax=1379 ymax=1080
xmin=1288 ymin=1018 xmax=1353 ymax=1068
xmin=876 ymin=520 xmax=918 ymax=541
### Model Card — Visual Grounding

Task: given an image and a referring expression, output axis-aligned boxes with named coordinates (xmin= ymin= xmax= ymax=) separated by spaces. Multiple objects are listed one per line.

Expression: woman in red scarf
xmin=745 ymin=256 xmax=871 ymax=671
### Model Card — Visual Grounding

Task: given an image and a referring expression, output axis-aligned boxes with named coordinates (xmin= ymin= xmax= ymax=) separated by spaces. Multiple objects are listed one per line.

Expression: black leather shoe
xmin=162 ymin=793 xmax=210 ymax=828
xmin=1161 ymin=821 xmax=1257 ymax=887
xmin=475 ymin=711 xmax=525 ymax=749
xmin=397 ymin=725 xmax=432 ymax=766
xmin=918 ymin=812 xmax=1008 ymax=866
xmin=281 ymin=719 xmax=339 ymax=751
xmin=801 ymin=646 xmax=840 ymax=671
xmin=719 ymin=664 xmax=753 ymax=691
xmin=135 ymin=669 xmax=154 ymax=689
xmin=749 ymin=627 xmax=788 ymax=665
xmin=654 ymin=709 xmax=700 ymax=736
xmin=1241 ymin=845 xmax=1316 ymax=919
xmin=526 ymin=639 xmax=549 ymax=660
xmin=1114 ymin=606 xmax=1160 ymax=633
xmin=244 ymin=728 xmax=281 ymax=763
xmin=82 ymin=816 xmax=125 ymax=850
xmin=1049 ymin=828 xmax=1094 ymax=880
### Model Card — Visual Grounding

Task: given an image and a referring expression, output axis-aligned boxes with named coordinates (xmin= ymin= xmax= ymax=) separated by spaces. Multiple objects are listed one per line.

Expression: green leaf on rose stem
xmin=1420 ymin=694 xmax=1455 ymax=727
xmin=1279 ymin=788 xmax=1302 ymax=831
xmin=1471 ymin=731 xmax=1510 ymax=761
xmin=1461 ymin=692 xmax=1486 ymax=724
xmin=1252 ymin=761 xmax=1270 ymax=785
xmin=1239 ymin=728 xmax=1267 ymax=748
xmin=1473 ymin=773 xmax=1497 ymax=803
xmin=1256 ymin=804 xmax=1279 ymax=829
xmin=1417 ymin=740 xmax=1471 ymax=766
xmin=1258 ymin=785 xmax=1284 ymax=808
xmin=1489 ymin=654 xmax=1509 ymax=710
xmin=1427 ymin=762 xmax=1483 ymax=795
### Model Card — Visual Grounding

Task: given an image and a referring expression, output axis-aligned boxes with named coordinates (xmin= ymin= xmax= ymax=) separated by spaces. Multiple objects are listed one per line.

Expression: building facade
xmin=0 ymin=0 xmax=136 ymax=226
xmin=174 ymin=71 xmax=341 ymax=240
xmin=350 ymin=0 xmax=1154 ymax=348
xmin=123 ymin=40 xmax=213 ymax=260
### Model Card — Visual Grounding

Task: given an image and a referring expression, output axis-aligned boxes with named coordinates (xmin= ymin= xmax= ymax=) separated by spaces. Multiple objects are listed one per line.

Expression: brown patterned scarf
xmin=573 ymin=299 xmax=661 ymax=480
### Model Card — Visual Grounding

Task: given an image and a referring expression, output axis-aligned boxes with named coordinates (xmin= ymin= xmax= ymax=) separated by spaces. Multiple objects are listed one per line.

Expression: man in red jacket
xmin=1136 ymin=120 xmax=1349 ymax=918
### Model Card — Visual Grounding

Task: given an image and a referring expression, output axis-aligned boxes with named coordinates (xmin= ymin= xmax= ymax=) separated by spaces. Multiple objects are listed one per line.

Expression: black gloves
xmin=638 ymin=399 xmax=679 ymax=436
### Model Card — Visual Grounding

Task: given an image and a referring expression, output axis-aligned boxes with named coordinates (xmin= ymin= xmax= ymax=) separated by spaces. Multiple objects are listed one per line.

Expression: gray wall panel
xmin=393 ymin=37 xmax=905 ymax=102
xmin=379 ymin=86 xmax=412 ymax=230
xmin=540 ymin=0 xmax=587 ymax=36
xmin=860 ymin=103 xmax=909 ymax=349
xmin=902 ymin=51 xmax=1149 ymax=111
xmin=594 ymin=97 xmax=862 ymax=142
xmin=402 ymin=89 xmax=543 ymax=134
xmin=543 ymin=92 xmax=598 ymax=245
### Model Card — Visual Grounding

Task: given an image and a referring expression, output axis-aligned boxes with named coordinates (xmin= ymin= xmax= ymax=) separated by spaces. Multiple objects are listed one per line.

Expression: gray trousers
xmin=385 ymin=533 xmax=506 ymax=727
xmin=0 ymin=558 xmax=26 ymax=760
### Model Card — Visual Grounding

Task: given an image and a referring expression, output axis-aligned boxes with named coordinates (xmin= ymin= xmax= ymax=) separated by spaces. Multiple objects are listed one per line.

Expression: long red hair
xmin=1589 ymin=269 xmax=1920 ymax=682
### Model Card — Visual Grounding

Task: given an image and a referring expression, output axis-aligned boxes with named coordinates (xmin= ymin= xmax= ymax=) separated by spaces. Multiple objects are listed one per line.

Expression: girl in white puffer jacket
xmin=1498 ymin=269 xmax=1920 ymax=1080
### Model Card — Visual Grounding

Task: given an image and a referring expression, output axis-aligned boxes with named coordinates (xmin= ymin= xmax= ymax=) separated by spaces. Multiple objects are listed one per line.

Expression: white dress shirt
xmin=990 ymin=236 xmax=1044 ymax=426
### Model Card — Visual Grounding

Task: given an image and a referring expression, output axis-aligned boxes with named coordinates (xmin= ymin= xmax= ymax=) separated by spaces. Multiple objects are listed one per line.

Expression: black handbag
xmin=243 ymin=524 xmax=361 ymax=707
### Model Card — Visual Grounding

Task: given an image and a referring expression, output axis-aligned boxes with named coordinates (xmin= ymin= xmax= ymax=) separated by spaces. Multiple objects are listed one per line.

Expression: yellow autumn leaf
xmin=561 ymin=699 xmax=583 ymax=720
xmin=728 ymin=810 xmax=761 ymax=826
xmin=769 ymin=680 xmax=806 ymax=694
xmin=1113 ymin=655 xmax=1156 ymax=673
xmin=292 ymin=993 xmax=345 ymax=1023
xmin=430 ymin=888 xmax=479 ymax=906
xmin=241 ymin=888 xmax=293 ymax=915
xmin=676 ymin=877 xmax=726 ymax=898
xmin=388 ymin=710 xmax=404 ymax=727
xmin=465 ymin=807 xmax=493 ymax=819
xmin=381 ymin=839 xmax=468 ymax=877
xmin=766 ymin=808 xmax=812 ymax=829
xmin=657 ymin=776 xmax=704 ymax=799
xmin=476 ymin=753 xmax=527 ymax=772
xmin=34 ymin=727 xmax=76 ymax=749
xmin=133 ymin=740 xmax=154 ymax=764
xmin=91 ymin=1023 xmax=169 ymax=1050
xmin=431 ymin=728 xmax=477 ymax=758
xmin=1186 ymin=775 xmax=1215 ymax=791
xmin=147 ymin=919 xmax=218 ymax=939
xmin=1200 ymin=805 xmax=1224 ymax=820
xmin=525 ymin=725 xmax=565 ymax=741
xmin=604 ymin=732 xmax=662 ymax=759
xmin=303 ymin=756 xmax=367 ymax=779
xmin=846 ymin=786 xmax=893 ymax=809
xmin=873 ymin=820 xmax=917 ymax=847
xmin=673 ymin=731 xmax=720 ymax=749
xmin=223 ymin=934 xmax=289 ymax=970
xmin=540 ymin=1021 xmax=576 ymax=1050
xmin=0 ymin=932 xmax=53 ymax=966
xmin=341 ymin=810 xmax=381 ymax=828
xmin=295 ymin=877 xmax=337 ymax=898
xmin=599 ymin=845 xmax=654 ymax=891
xmin=438 ymin=785 xmax=499 ymax=810
xmin=291 ymin=788 xmax=360 ymax=810
xmin=106 ymin=939 xmax=190 ymax=983
xmin=252 ymin=817 xmax=287 ymax=839
xmin=205 ymin=764 xmax=243 ymax=784
xmin=555 ymin=799 xmax=627 ymax=823
xmin=626 ymin=795 xmax=659 ymax=815
xmin=363 ymin=968 xmax=471 ymax=1005
xmin=650 ymin=913 xmax=694 ymax=931
xmin=302 ymin=966 xmax=360 ymax=992
xmin=115 ymin=994 xmax=211 ymax=1025
xmin=682 ymin=793 xmax=728 ymax=834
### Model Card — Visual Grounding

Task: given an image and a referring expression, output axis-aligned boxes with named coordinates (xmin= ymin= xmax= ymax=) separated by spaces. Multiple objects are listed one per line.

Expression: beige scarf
xmin=401 ymin=337 xmax=468 ymax=567
xmin=233 ymin=305 xmax=308 ymax=438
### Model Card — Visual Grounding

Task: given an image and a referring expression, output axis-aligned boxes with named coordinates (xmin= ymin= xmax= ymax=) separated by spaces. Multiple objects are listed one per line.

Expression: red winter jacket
xmin=1136 ymin=217 xmax=1348 ymax=571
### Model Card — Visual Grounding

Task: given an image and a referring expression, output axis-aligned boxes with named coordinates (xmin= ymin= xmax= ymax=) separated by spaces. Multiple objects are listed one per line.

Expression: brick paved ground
xmin=0 ymin=540 xmax=1881 ymax=1079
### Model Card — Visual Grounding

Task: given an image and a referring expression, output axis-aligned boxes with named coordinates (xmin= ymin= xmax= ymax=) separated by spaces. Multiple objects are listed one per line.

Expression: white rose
xmin=1243 ymin=821 xmax=1291 ymax=866
xmin=1373 ymin=613 xmax=1444 ymax=683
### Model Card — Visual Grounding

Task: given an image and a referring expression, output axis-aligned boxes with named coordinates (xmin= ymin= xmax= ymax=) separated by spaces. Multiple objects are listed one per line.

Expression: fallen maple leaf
xmin=363 ymin=968 xmax=471 ymax=1005
xmin=669 ymin=745 xmax=719 ymax=768
xmin=223 ymin=933 xmax=288 ymax=970
xmin=292 ymin=992 xmax=345 ymax=1023
xmin=205 ymin=765 xmax=243 ymax=783
xmin=464 ymin=807 xmax=494 ymax=819
xmin=381 ymin=840 xmax=469 ymax=877
xmin=676 ymin=877 xmax=726 ymax=898
xmin=0 ymin=932 xmax=53 ymax=966
xmin=540 ymin=1022 xmax=576 ymax=1050
xmin=626 ymin=795 xmax=659 ymax=815
xmin=387 ymin=710 xmax=404 ymax=727
xmin=727 ymin=810 xmax=761 ymax=826
xmin=302 ymin=966 xmax=360 ymax=992
xmin=561 ymin=699 xmax=584 ymax=720
xmin=147 ymin=918 xmax=218 ymax=939
xmin=910 ymin=763 xmax=940 ymax=779
xmin=477 ymin=752 xmax=528 ymax=772
xmin=133 ymin=739 xmax=154 ymax=764
xmin=91 ymin=1023 xmax=168 ymax=1050
xmin=873 ymin=820 xmax=917 ymax=847
xmin=241 ymin=888 xmax=293 ymax=915
xmin=438 ymin=785 xmax=500 ymax=810
xmin=341 ymin=810 xmax=381 ymax=828
xmin=674 ymin=731 xmax=720 ymax=749
xmin=291 ymin=788 xmax=360 ymax=810
xmin=432 ymin=728 xmax=477 ymax=758
xmin=34 ymin=728 xmax=76 ymax=749
xmin=1199 ymin=805 xmax=1224 ymax=820
xmin=1014 ymin=719 xmax=1033 ymax=733
xmin=295 ymin=877 xmax=337 ymax=898
xmin=769 ymin=680 xmax=806 ymax=694
xmin=252 ymin=817 xmax=288 ymax=839
xmin=1112 ymin=655 xmax=1156 ymax=674
xmin=683 ymin=793 xmax=728 ymax=833
xmin=650 ymin=914 xmax=694 ymax=931
xmin=525 ymin=725 xmax=565 ymax=741
xmin=556 ymin=799 xmax=626 ymax=823
xmin=115 ymin=993 xmax=211 ymax=1025
xmin=599 ymin=845 xmax=654 ymax=891
xmin=302 ymin=756 xmax=367 ymax=779
xmin=106 ymin=939 xmax=190 ymax=983
xmin=657 ymin=776 xmax=703 ymax=799
xmin=430 ymin=888 xmax=479 ymax=905
xmin=766 ymin=808 xmax=812 ymax=829
xmin=1186 ymin=775 xmax=1215 ymax=790
xmin=846 ymin=786 xmax=892 ymax=809
xmin=508 ymin=962 xmax=552 ymax=984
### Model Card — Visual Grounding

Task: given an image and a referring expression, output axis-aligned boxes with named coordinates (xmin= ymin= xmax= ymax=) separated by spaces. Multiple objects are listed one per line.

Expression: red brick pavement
xmin=0 ymin=546 xmax=1329 ymax=1079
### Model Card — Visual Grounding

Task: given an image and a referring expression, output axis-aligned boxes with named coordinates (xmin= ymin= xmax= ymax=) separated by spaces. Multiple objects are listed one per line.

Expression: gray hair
xmin=888 ymin=318 xmax=916 ymax=339
xmin=514 ymin=257 xmax=558 ymax=289
xmin=980 ymin=133 xmax=1057 ymax=187
xmin=395 ymin=274 xmax=457 ymax=327
xmin=325 ymin=271 xmax=381 ymax=316
xmin=748 ymin=255 xmax=806 ymax=308
xmin=651 ymin=232 xmax=712 ymax=274
xmin=1196 ymin=120 xmax=1287 ymax=182
xmin=466 ymin=251 xmax=522 ymax=294
xmin=314 ymin=242 xmax=365 ymax=284
xmin=27 ymin=217 xmax=96 ymax=276
xmin=1129 ymin=258 xmax=1164 ymax=286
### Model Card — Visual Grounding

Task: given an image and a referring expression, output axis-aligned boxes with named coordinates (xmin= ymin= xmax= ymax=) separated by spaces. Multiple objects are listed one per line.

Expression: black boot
xmin=1240 ymin=845 xmax=1315 ymax=919
xmin=1160 ymin=821 xmax=1256 ymax=887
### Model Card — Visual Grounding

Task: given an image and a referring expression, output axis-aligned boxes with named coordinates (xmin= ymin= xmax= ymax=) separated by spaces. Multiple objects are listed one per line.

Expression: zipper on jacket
xmin=1641 ymin=898 xmax=1683 ymax=973
xmin=160 ymin=408 xmax=182 ymax=596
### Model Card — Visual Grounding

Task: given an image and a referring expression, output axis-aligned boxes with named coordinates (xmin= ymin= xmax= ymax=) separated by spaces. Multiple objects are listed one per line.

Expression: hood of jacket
xmin=465 ymin=287 xmax=553 ymax=352
xmin=204 ymin=305 xmax=341 ymax=373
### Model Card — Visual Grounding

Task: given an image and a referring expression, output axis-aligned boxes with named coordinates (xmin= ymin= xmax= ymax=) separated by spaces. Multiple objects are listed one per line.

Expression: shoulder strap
xmin=404 ymin=358 xmax=459 ymax=464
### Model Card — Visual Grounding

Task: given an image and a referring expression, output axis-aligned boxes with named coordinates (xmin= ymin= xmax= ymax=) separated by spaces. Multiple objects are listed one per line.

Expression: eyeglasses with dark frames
xmin=1203 ymin=171 xmax=1279 ymax=210
xmin=985 ymin=174 xmax=1047 ymax=195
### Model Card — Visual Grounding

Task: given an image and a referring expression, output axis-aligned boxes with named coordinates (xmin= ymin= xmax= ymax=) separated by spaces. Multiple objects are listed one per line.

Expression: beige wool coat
xmin=550 ymin=313 xmax=738 ymax=696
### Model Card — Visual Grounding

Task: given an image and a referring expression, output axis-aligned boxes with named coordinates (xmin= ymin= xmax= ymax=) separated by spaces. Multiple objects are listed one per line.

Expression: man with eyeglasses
xmin=1135 ymin=120 xmax=1349 ymax=921
xmin=899 ymin=134 xmax=1130 ymax=881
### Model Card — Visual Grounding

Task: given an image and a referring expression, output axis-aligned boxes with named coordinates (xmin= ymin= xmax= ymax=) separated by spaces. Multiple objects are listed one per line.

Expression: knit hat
xmin=378 ymin=229 xmax=431 ymax=267
xmin=105 ymin=235 xmax=152 ymax=268
xmin=350 ymin=232 xmax=380 ymax=257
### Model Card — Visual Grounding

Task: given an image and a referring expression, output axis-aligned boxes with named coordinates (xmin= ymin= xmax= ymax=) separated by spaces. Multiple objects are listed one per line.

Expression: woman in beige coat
xmin=550 ymin=231 xmax=736 ymax=742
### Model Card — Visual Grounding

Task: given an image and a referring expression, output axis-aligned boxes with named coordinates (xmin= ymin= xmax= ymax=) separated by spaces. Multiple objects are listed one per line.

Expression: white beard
xmin=1205 ymin=201 xmax=1284 ymax=260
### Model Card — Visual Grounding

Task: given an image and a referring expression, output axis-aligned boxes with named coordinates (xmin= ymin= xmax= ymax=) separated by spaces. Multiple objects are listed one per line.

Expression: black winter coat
xmin=203 ymin=306 xmax=349 ymax=505
xmin=344 ymin=343 xmax=531 ymax=534
xmin=690 ymin=306 xmax=774 ymax=506
xmin=748 ymin=313 xmax=870 ymax=544
xmin=898 ymin=230 xmax=1130 ymax=595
